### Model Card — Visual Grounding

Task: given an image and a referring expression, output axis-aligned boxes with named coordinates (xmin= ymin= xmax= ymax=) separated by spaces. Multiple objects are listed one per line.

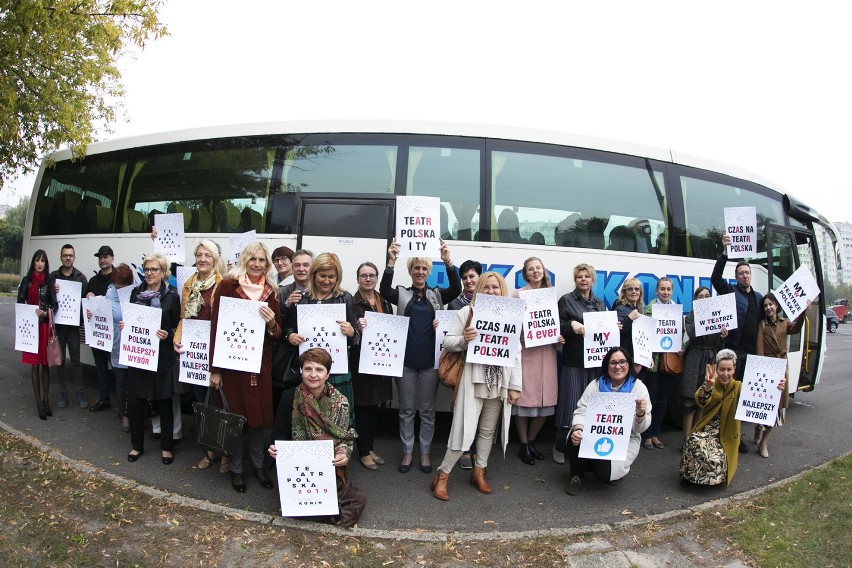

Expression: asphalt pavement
xmin=2 ymin=295 xmax=851 ymax=535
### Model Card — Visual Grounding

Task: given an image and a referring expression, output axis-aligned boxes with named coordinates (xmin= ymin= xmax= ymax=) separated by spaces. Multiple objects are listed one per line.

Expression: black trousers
xmin=129 ymin=396 xmax=173 ymax=453
xmin=566 ymin=440 xmax=612 ymax=482
xmin=355 ymin=405 xmax=379 ymax=458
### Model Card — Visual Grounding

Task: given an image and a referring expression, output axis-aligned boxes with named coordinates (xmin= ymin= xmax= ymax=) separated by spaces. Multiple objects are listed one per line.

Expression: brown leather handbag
xmin=437 ymin=308 xmax=473 ymax=388
xmin=659 ymin=352 xmax=683 ymax=374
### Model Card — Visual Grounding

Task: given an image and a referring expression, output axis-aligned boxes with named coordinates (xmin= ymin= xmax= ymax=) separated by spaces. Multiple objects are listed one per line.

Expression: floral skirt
xmin=679 ymin=415 xmax=727 ymax=486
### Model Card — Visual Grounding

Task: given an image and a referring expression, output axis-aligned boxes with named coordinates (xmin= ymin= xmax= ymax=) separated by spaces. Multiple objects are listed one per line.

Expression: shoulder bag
xmin=46 ymin=309 xmax=63 ymax=367
xmin=192 ymin=388 xmax=246 ymax=457
xmin=437 ymin=308 xmax=474 ymax=389
xmin=659 ymin=351 xmax=683 ymax=375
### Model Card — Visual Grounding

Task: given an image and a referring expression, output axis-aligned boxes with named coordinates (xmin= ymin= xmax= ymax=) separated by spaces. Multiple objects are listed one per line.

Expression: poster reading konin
xmin=118 ymin=303 xmax=161 ymax=372
xmin=179 ymin=318 xmax=211 ymax=386
xmin=578 ymin=392 xmax=637 ymax=462
xmin=692 ymin=293 xmax=737 ymax=337
xmin=153 ymin=212 xmax=186 ymax=263
xmin=724 ymin=206 xmax=757 ymax=258
xmin=465 ymin=294 xmax=524 ymax=366
xmin=359 ymin=311 xmax=409 ymax=377
xmin=297 ymin=303 xmax=349 ymax=374
xmin=15 ymin=304 xmax=39 ymax=353
xmin=631 ymin=314 xmax=654 ymax=368
xmin=275 ymin=440 xmax=338 ymax=517
xmin=211 ymin=296 xmax=266 ymax=373
xmin=519 ymin=287 xmax=560 ymax=348
xmin=583 ymin=311 xmax=619 ymax=368
xmin=734 ymin=355 xmax=788 ymax=427
xmin=54 ymin=280 xmax=82 ymax=326
xmin=395 ymin=196 xmax=440 ymax=258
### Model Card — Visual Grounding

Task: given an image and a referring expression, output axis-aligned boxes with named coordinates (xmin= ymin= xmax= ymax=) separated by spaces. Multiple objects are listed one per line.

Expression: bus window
xmin=282 ymin=144 xmax=396 ymax=195
xmin=680 ymin=174 xmax=784 ymax=260
xmin=406 ymin=146 xmax=480 ymax=241
xmin=33 ymin=158 xmax=125 ymax=236
xmin=491 ymin=150 xmax=668 ymax=251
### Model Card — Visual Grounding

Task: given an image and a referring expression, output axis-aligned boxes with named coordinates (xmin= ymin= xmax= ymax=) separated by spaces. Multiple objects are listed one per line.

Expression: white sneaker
xmin=552 ymin=445 xmax=565 ymax=464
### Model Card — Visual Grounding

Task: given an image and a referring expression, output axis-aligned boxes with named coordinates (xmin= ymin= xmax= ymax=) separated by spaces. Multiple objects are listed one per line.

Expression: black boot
xmin=528 ymin=440 xmax=545 ymax=460
xmin=32 ymin=367 xmax=46 ymax=420
xmin=518 ymin=443 xmax=536 ymax=465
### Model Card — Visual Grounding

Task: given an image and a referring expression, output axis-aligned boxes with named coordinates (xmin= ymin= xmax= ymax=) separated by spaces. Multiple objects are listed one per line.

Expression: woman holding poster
xmin=17 ymin=249 xmax=57 ymax=420
xmin=563 ymin=347 xmax=651 ymax=496
xmin=555 ymin=263 xmax=606 ymax=464
xmin=380 ymin=238 xmax=460 ymax=474
xmin=124 ymin=253 xmax=180 ymax=465
xmin=173 ymin=240 xmax=226 ymax=471
xmin=350 ymin=261 xmax=394 ymax=471
xmin=513 ymin=257 xmax=562 ymax=466
xmin=431 ymin=272 xmax=522 ymax=501
xmin=105 ymin=264 xmax=134 ymax=433
xmin=210 ymin=242 xmax=281 ymax=492
xmin=754 ymin=294 xmax=809 ymax=458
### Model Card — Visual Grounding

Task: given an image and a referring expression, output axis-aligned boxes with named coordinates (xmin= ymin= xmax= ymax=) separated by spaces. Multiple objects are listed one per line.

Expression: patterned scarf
xmin=135 ymin=286 xmax=162 ymax=308
xmin=484 ymin=365 xmax=504 ymax=392
xmin=182 ymin=271 xmax=217 ymax=318
xmin=292 ymin=383 xmax=357 ymax=442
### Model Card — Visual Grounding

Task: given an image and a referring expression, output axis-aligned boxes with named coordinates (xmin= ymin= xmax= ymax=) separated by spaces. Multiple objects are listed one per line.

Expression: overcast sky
xmin=8 ymin=1 xmax=852 ymax=225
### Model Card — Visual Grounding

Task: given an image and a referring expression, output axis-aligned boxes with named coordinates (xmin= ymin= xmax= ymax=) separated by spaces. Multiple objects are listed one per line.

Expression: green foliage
xmin=4 ymin=195 xmax=28 ymax=227
xmin=0 ymin=0 xmax=168 ymax=190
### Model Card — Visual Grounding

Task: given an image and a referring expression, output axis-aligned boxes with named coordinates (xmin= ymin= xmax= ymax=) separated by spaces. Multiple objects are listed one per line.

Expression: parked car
xmin=829 ymin=303 xmax=847 ymax=322
xmin=825 ymin=308 xmax=840 ymax=333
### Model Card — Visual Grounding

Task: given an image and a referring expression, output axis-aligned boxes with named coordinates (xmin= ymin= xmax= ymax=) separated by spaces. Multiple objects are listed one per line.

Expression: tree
xmin=0 ymin=0 xmax=167 ymax=190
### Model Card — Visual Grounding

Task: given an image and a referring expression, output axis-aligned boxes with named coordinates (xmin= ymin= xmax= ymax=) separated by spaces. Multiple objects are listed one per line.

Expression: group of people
xmin=17 ymin=231 xmax=806 ymax=526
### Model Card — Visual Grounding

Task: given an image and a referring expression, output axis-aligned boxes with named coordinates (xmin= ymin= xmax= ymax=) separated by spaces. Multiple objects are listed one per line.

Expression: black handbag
xmin=272 ymin=341 xmax=301 ymax=390
xmin=192 ymin=388 xmax=246 ymax=457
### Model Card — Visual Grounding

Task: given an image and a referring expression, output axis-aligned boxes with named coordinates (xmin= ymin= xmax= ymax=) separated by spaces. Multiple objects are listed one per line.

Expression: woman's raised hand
xmin=704 ymin=363 xmax=716 ymax=391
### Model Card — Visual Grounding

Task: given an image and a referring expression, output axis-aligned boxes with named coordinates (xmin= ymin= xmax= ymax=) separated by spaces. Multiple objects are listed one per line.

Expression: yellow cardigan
xmin=691 ymin=379 xmax=742 ymax=486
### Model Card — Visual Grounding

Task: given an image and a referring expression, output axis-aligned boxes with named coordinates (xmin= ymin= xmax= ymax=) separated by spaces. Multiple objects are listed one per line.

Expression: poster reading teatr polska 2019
xmin=275 ymin=440 xmax=338 ymax=517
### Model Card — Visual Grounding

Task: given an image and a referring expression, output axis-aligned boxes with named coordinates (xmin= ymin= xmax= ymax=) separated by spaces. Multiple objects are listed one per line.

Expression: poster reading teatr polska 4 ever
xmin=465 ymin=294 xmax=524 ymax=366
xmin=518 ymin=287 xmax=560 ymax=348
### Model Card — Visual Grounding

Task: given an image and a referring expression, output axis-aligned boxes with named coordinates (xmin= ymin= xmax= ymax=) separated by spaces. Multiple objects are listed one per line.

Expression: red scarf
xmin=27 ymin=271 xmax=46 ymax=305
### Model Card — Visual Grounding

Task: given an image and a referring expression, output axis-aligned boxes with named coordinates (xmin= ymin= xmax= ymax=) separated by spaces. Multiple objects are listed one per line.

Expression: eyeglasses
xmin=273 ymin=257 xmax=289 ymax=265
xmin=143 ymin=267 xmax=161 ymax=274
xmin=608 ymin=360 xmax=629 ymax=367
xmin=625 ymin=287 xmax=640 ymax=292
xmin=358 ymin=274 xmax=378 ymax=280
xmin=61 ymin=254 xmax=75 ymax=258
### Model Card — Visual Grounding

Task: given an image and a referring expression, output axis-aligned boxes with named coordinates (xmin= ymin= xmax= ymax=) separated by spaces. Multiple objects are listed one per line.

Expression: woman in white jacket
xmin=431 ymin=272 xmax=522 ymax=500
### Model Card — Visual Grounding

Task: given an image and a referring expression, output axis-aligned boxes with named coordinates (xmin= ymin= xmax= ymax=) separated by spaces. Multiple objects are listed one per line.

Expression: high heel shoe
xmin=518 ymin=443 xmax=536 ymax=466
xmin=36 ymin=399 xmax=47 ymax=420
xmin=43 ymin=398 xmax=52 ymax=417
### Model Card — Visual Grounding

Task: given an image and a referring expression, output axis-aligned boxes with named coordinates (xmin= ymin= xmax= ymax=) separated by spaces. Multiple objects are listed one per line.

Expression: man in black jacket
xmin=50 ymin=243 xmax=89 ymax=409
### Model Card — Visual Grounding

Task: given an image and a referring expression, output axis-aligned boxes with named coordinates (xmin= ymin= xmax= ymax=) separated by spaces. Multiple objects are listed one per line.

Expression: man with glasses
xmin=271 ymin=246 xmax=294 ymax=285
xmin=49 ymin=244 xmax=90 ymax=409
xmin=711 ymin=233 xmax=764 ymax=454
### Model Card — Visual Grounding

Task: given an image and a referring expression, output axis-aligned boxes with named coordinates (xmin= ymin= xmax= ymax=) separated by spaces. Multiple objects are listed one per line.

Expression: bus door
xmin=762 ymin=226 xmax=823 ymax=391
xmin=298 ymin=198 xmax=394 ymax=293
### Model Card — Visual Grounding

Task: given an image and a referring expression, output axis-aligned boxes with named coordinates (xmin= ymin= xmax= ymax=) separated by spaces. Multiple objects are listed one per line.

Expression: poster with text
xmin=87 ymin=296 xmax=114 ymax=352
xmin=692 ymin=293 xmax=737 ymax=337
xmin=118 ymin=303 xmax=161 ymax=372
xmin=15 ymin=303 xmax=39 ymax=353
xmin=651 ymin=303 xmax=683 ymax=352
xmin=734 ymin=355 xmax=788 ymax=427
xmin=297 ymin=303 xmax=348 ymax=374
xmin=775 ymin=265 xmax=821 ymax=321
xmin=178 ymin=318 xmax=211 ymax=386
xmin=466 ymin=294 xmax=525 ymax=366
xmin=434 ymin=310 xmax=458 ymax=369
xmin=582 ymin=311 xmax=619 ymax=368
xmin=211 ymin=296 xmax=266 ymax=373
xmin=395 ymin=196 xmax=440 ymax=258
xmin=578 ymin=392 xmax=637 ymax=461
xmin=359 ymin=311 xmax=409 ymax=377
xmin=631 ymin=314 xmax=655 ymax=368
xmin=81 ymin=298 xmax=94 ymax=345
xmin=176 ymin=266 xmax=197 ymax=300
xmin=724 ymin=206 xmax=757 ymax=258
xmin=519 ymin=287 xmax=560 ymax=348
xmin=275 ymin=440 xmax=338 ymax=517
xmin=153 ymin=212 xmax=186 ymax=263
xmin=229 ymin=230 xmax=257 ymax=267
xmin=117 ymin=284 xmax=133 ymax=306
xmin=54 ymin=280 xmax=82 ymax=325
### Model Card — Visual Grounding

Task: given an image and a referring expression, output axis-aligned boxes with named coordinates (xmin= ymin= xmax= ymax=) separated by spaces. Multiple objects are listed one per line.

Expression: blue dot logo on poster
xmin=594 ymin=437 xmax=614 ymax=457
xmin=660 ymin=336 xmax=673 ymax=350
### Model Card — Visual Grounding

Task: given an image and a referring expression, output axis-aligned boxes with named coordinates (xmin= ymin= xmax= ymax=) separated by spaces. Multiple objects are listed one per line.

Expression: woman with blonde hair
xmin=431 ymin=272 xmax=522 ymax=500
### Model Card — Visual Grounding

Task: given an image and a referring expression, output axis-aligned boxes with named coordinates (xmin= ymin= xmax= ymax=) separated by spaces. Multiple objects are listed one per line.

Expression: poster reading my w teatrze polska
xmin=692 ymin=293 xmax=737 ymax=337
xmin=118 ymin=303 xmax=161 ymax=372
xmin=651 ymin=303 xmax=682 ymax=352
xmin=15 ymin=303 xmax=39 ymax=354
xmin=578 ymin=392 xmax=637 ymax=462
xmin=153 ymin=212 xmax=186 ymax=263
xmin=87 ymin=296 xmax=114 ymax=352
xmin=631 ymin=314 xmax=655 ymax=368
xmin=275 ymin=440 xmax=338 ymax=517
xmin=775 ymin=265 xmax=821 ymax=321
xmin=211 ymin=296 xmax=266 ymax=373
xmin=395 ymin=196 xmax=440 ymax=258
xmin=434 ymin=310 xmax=458 ymax=368
xmin=297 ymin=303 xmax=348 ymax=374
xmin=465 ymin=294 xmax=525 ymax=366
xmin=178 ymin=318 xmax=211 ymax=386
xmin=359 ymin=311 xmax=409 ymax=377
xmin=54 ymin=279 xmax=82 ymax=326
xmin=735 ymin=354 xmax=788 ymax=427
xmin=519 ymin=287 xmax=560 ymax=348
xmin=583 ymin=311 xmax=619 ymax=368
xmin=724 ymin=206 xmax=757 ymax=258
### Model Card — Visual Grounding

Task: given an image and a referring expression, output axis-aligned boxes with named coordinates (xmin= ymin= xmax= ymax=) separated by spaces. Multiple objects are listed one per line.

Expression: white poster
xmin=692 ymin=293 xmax=737 ymax=337
xmin=229 ymin=230 xmax=257 ymax=267
xmin=651 ymin=303 xmax=683 ymax=352
xmin=631 ymin=314 xmax=655 ymax=368
xmin=275 ymin=440 xmax=338 ymax=517
xmin=81 ymin=297 xmax=94 ymax=345
xmin=178 ymin=318 xmax=211 ymax=386
xmin=582 ymin=311 xmax=619 ymax=368
xmin=211 ymin=296 xmax=266 ymax=374
xmin=15 ymin=304 xmax=39 ymax=353
xmin=54 ymin=279 xmax=82 ymax=326
xmin=724 ymin=206 xmax=757 ymax=258
xmin=395 ymin=196 xmax=440 ymax=258
xmin=359 ymin=311 xmax=409 ymax=377
xmin=578 ymin=392 xmax=637 ymax=461
xmin=117 ymin=284 xmax=133 ymax=306
xmin=118 ymin=303 xmax=161 ymax=372
xmin=519 ymin=287 xmax=560 ymax=348
xmin=297 ymin=303 xmax=349 ymax=374
xmin=465 ymin=294 xmax=525 ymax=366
xmin=434 ymin=310 xmax=457 ymax=369
xmin=153 ymin=212 xmax=186 ymax=263
xmin=87 ymin=296 xmax=114 ymax=352
xmin=734 ymin=355 xmax=788 ymax=427
xmin=176 ymin=266 xmax=197 ymax=300
xmin=775 ymin=265 xmax=821 ymax=321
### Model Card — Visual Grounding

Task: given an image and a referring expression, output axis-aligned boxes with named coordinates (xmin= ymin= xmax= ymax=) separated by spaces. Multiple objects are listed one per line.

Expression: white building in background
xmin=816 ymin=222 xmax=852 ymax=288
xmin=838 ymin=222 xmax=852 ymax=284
